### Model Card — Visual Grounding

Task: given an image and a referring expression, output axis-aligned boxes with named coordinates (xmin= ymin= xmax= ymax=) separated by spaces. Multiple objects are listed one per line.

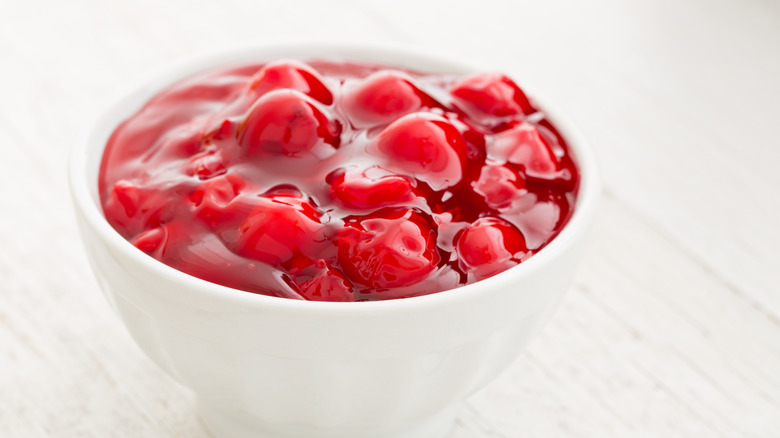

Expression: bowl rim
xmin=69 ymin=41 xmax=600 ymax=314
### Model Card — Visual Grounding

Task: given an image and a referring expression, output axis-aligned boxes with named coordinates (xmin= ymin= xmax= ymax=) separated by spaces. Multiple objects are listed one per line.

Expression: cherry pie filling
xmin=100 ymin=60 xmax=579 ymax=302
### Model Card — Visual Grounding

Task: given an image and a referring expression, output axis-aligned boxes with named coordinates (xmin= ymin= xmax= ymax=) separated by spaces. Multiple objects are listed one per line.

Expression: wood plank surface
xmin=1 ymin=1 xmax=778 ymax=437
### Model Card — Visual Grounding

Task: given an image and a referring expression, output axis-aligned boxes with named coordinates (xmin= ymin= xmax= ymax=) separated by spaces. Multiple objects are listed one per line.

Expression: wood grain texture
xmin=1 ymin=0 xmax=778 ymax=437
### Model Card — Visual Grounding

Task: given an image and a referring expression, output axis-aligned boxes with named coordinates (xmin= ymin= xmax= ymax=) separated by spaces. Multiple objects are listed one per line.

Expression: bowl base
xmin=198 ymin=401 xmax=458 ymax=438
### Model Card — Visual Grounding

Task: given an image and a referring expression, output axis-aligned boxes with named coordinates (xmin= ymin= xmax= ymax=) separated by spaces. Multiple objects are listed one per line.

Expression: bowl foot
xmin=198 ymin=401 xmax=458 ymax=438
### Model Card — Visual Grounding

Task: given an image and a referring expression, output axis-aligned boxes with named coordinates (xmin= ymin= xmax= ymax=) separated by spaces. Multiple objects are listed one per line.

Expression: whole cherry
xmin=472 ymin=162 xmax=527 ymax=209
xmin=337 ymin=208 xmax=440 ymax=290
xmin=490 ymin=122 xmax=560 ymax=179
xmin=246 ymin=59 xmax=334 ymax=104
xmin=455 ymin=217 xmax=528 ymax=280
xmin=238 ymin=90 xmax=341 ymax=157
xmin=327 ymin=166 xmax=415 ymax=210
xmin=233 ymin=191 xmax=331 ymax=267
xmin=342 ymin=70 xmax=432 ymax=127
xmin=451 ymin=73 xmax=535 ymax=118
xmin=374 ymin=113 xmax=466 ymax=190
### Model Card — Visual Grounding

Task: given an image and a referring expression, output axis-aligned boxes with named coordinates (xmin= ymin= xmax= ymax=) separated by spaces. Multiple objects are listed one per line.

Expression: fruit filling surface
xmin=99 ymin=59 xmax=579 ymax=301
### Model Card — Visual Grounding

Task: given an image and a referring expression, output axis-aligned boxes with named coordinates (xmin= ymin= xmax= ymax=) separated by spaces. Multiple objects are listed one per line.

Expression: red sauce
xmin=99 ymin=60 xmax=579 ymax=301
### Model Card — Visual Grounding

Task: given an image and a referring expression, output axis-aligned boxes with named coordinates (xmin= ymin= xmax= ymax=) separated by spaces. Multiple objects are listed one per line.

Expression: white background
xmin=1 ymin=0 xmax=779 ymax=436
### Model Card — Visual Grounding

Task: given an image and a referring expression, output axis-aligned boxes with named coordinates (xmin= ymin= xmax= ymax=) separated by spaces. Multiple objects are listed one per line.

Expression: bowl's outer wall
xmin=71 ymin=44 xmax=599 ymax=437
xmin=76 ymin=206 xmax=587 ymax=432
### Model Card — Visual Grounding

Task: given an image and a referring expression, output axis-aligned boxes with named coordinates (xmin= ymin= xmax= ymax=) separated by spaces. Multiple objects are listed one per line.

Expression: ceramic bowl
xmin=70 ymin=42 xmax=600 ymax=438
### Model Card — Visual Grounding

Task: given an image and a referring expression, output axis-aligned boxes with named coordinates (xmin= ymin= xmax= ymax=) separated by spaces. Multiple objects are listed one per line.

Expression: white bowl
xmin=70 ymin=43 xmax=600 ymax=438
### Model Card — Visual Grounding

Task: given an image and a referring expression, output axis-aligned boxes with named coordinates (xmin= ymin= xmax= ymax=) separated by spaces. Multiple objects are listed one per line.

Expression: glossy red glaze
xmin=99 ymin=60 xmax=579 ymax=301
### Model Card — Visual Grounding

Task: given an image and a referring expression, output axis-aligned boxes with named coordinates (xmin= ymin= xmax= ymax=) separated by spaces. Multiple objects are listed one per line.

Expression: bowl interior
xmin=70 ymin=42 xmax=600 ymax=312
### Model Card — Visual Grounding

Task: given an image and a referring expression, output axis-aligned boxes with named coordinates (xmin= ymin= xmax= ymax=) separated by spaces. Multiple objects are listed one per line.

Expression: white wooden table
xmin=2 ymin=0 xmax=778 ymax=436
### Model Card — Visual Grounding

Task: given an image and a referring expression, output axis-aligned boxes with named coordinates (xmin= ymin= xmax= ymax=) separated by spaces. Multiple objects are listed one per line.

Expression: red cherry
xmin=490 ymin=122 xmax=560 ymax=179
xmin=290 ymin=260 xmax=355 ymax=302
xmin=337 ymin=209 xmax=439 ymax=289
xmin=342 ymin=71 xmax=430 ymax=127
xmin=451 ymin=73 xmax=534 ymax=118
xmin=190 ymin=173 xmax=248 ymax=226
xmin=472 ymin=163 xmax=526 ymax=209
xmin=99 ymin=60 xmax=582 ymax=302
xmin=455 ymin=217 xmax=527 ymax=279
xmin=103 ymin=180 xmax=177 ymax=237
xmin=234 ymin=192 xmax=328 ymax=267
xmin=327 ymin=166 xmax=415 ymax=210
xmin=374 ymin=113 xmax=465 ymax=190
xmin=238 ymin=90 xmax=341 ymax=157
xmin=247 ymin=60 xmax=333 ymax=104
